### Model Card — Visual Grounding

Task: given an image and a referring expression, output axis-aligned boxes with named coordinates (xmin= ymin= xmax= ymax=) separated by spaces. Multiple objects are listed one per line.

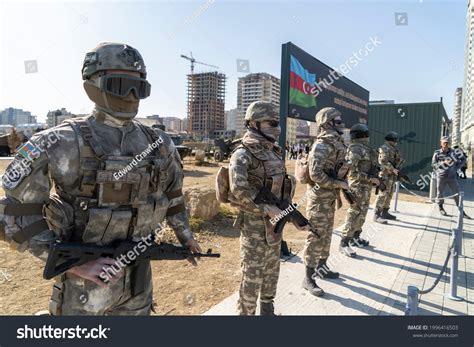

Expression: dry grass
xmin=0 ymin=158 xmax=429 ymax=315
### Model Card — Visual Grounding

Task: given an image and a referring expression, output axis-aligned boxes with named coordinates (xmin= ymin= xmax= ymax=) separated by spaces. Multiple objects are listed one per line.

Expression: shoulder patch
xmin=314 ymin=142 xmax=333 ymax=153
xmin=2 ymin=160 xmax=32 ymax=190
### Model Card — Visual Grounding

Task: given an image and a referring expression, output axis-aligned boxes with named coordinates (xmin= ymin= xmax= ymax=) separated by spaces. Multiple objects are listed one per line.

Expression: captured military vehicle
xmin=151 ymin=124 xmax=190 ymax=159
xmin=213 ymin=138 xmax=241 ymax=162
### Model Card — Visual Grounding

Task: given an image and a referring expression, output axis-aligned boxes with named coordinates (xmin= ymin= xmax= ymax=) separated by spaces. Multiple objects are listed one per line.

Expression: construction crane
xmin=180 ymin=52 xmax=219 ymax=74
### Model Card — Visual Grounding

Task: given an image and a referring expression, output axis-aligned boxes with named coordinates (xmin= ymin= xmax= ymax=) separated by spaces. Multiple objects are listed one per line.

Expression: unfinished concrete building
xmin=186 ymin=71 xmax=226 ymax=137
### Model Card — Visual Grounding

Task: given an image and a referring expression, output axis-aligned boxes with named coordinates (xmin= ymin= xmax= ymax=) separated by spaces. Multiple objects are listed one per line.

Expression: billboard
xmin=280 ymin=42 xmax=370 ymax=127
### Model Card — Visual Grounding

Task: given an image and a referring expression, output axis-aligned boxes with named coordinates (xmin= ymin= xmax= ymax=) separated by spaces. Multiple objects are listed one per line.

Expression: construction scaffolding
xmin=186 ymin=71 xmax=226 ymax=138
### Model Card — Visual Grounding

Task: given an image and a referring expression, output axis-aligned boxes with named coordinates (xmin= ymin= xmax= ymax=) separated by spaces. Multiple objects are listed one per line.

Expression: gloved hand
xmin=334 ymin=180 xmax=349 ymax=191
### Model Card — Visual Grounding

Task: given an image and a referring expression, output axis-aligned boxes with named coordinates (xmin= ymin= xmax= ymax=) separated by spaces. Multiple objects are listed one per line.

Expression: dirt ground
xmin=0 ymin=157 xmax=428 ymax=315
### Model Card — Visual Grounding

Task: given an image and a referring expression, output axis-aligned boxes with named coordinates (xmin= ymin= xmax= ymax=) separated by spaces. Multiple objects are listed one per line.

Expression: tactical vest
xmin=316 ymin=136 xmax=348 ymax=180
xmin=380 ymin=143 xmax=401 ymax=176
xmin=348 ymin=143 xmax=378 ymax=182
xmin=232 ymin=143 xmax=294 ymax=246
xmin=234 ymin=143 xmax=288 ymax=206
xmin=49 ymin=117 xmax=179 ymax=244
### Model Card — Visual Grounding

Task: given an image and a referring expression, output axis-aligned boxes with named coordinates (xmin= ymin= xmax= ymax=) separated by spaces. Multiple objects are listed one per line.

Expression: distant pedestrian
xmin=290 ymin=144 xmax=297 ymax=160
xmin=432 ymin=137 xmax=470 ymax=218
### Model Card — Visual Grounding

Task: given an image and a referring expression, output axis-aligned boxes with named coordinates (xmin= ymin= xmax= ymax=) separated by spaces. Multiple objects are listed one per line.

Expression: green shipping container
xmin=368 ymin=101 xmax=450 ymax=191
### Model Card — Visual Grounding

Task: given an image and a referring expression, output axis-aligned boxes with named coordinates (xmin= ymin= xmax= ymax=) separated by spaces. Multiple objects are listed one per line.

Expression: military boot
xmin=381 ymin=208 xmax=396 ymax=220
xmin=353 ymin=230 xmax=370 ymax=247
xmin=463 ymin=211 xmax=472 ymax=219
xmin=260 ymin=301 xmax=276 ymax=316
xmin=439 ymin=203 xmax=447 ymax=216
xmin=315 ymin=259 xmax=339 ymax=279
xmin=373 ymin=209 xmax=388 ymax=224
xmin=339 ymin=237 xmax=356 ymax=257
xmin=302 ymin=266 xmax=324 ymax=297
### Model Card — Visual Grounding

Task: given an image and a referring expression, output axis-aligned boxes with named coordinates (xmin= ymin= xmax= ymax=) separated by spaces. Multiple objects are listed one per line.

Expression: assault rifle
xmin=392 ymin=159 xmax=412 ymax=184
xmin=254 ymin=186 xmax=320 ymax=237
xmin=397 ymin=172 xmax=412 ymax=184
xmin=369 ymin=165 xmax=386 ymax=195
xmin=329 ymin=162 xmax=356 ymax=205
xmin=43 ymin=240 xmax=220 ymax=280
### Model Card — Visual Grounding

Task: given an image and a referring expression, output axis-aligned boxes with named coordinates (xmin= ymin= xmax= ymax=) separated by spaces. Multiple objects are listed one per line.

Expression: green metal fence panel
xmin=368 ymin=102 xmax=446 ymax=191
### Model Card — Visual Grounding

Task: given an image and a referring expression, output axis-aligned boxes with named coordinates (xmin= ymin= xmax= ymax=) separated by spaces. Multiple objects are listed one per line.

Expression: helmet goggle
xmin=332 ymin=118 xmax=344 ymax=128
xmin=266 ymin=120 xmax=280 ymax=127
xmin=92 ymin=74 xmax=151 ymax=99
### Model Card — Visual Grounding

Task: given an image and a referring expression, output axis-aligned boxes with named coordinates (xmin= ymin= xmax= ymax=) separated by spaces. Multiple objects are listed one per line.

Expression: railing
xmin=405 ymin=191 xmax=464 ymax=315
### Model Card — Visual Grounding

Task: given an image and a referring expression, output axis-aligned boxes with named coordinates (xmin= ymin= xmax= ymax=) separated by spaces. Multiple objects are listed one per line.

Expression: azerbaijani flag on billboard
xmin=289 ymin=55 xmax=317 ymax=108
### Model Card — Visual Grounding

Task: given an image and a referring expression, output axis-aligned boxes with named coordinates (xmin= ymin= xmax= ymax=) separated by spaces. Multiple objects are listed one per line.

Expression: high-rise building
xmin=461 ymin=0 xmax=474 ymax=149
xmin=296 ymin=120 xmax=310 ymax=136
xmin=452 ymin=88 xmax=463 ymax=146
xmin=186 ymin=71 xmax=226 ymax=137
xmin=0 ymin=107 xmax=37 ymax=126
xmin=286 ymin=118 xmax=301 ymax=145
xmin=309 ymin=122 xmax=319 ymax=138
xmin=225 ymin=108 xmax=238 ymax=132
xmin=46 ymin=108 xmax=74 ymax=127
xmin=235 ymin=73 xmax=280 ymax=136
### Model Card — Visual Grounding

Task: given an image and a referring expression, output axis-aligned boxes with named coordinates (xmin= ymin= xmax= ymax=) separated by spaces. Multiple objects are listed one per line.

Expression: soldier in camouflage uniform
xmin=302 ymin=107 xmax=348 ymax=297
xmin=340 ymin=124 xmax=382 ymax=257
xmin=0 ymin=43 xmax=201 ymax=315
xmin=229 ymin=101 xmax=299 ymax=315
xmin=373 ymin=131 xmax=401 ymax=223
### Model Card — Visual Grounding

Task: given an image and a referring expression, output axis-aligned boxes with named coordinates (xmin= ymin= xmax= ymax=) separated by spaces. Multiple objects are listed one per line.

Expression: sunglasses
xmin=265 ymin=120 xmax=280 ymax=127
xmin=96 ymin=74 xmax=151 ymax=99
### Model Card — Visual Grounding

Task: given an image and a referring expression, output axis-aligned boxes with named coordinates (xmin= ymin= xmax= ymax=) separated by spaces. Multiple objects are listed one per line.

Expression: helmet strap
xmin=101 ymin=90 xmax=110 ymax=110
xmin=331 ymin=120 xmax=344 ymax=135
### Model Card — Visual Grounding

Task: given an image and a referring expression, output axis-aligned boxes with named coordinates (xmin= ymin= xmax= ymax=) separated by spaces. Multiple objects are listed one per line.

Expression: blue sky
xmin=0 ymin=0 xmax=468 ymax=122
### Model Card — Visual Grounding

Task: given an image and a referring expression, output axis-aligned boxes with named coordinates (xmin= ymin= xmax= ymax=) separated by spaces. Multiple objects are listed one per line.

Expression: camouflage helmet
xmin=82 ymin=42 xmax=147 ymax=80
xmin=384 ymin=131 xmax=399 ymax=142
xmin=350 ymin=123 xmax=369 ymax=139
xmin=244 ymin=101 xmax=279 ymax=123
xmin=315 ymin=107 xmax=341 ymax=127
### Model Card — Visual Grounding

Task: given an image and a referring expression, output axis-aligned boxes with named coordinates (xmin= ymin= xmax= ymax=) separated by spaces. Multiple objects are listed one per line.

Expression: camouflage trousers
xmin=436 ymin=177 xmax=460 ymax=206
xmin=303 ymin=189 xmax=336 ymax=268
xmin=342 ymin=184 xmax=372 ymax=239
xmin=237 ymin=213 xmax=281 ymax=315
xmin=375 ymin=176 xmax=397 ymax=210
xmin=49 ymin=261 xmax=153 ymax=315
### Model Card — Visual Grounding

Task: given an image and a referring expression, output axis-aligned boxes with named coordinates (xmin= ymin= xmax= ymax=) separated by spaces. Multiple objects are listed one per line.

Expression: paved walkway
xmin=205 ymin=178 xmax=474 ymax=316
